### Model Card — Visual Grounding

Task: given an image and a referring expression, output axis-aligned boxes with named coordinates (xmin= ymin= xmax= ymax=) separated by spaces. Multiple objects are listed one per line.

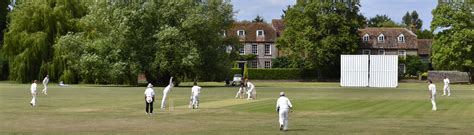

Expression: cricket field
xmin=0 ymin=81 xmax=473 ymax=134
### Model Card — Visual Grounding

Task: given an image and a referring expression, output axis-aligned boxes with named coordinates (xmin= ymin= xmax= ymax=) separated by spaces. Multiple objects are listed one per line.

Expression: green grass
xmin=0 ymin=81 xmax=473 ymax=134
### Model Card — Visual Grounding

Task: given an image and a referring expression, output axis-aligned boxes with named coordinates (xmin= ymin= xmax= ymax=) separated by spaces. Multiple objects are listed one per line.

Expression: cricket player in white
xmin=190 ymin=82 xmax=201 ymax=109
xmin=246 ymin=80 xmax=255 ymax=100
xmin=144 ymin=83 xmax=155 ymax=114
xmin=234 ymin=81 xmax=246 ymax=99
xmin=276 ymin=92 xmax=292 ymax=131
xmin=161 ymin=77 xmax=174 ymax=109
xmin=42 ymin=75 xmax=49 ymax=95
xmin=443 ymin=76 xmax=451 ymax=96
xmin=428 ymin=80 xmax=437 ymax=111
xmin=30 ymin=80 xmax=38 ymax=107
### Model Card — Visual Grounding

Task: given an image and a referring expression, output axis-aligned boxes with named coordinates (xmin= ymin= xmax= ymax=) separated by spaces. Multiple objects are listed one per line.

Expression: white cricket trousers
xmin=192 ymin=95 xmax=199 ymax=108
xmin=431 ymin=91 xmax=437 ymax=111
xmin=443 ymin=85 xmax=450 ymax=96
xmin=235 ymin=87 xmax=245 ymax=98
xmin=161 ymin=92 xmax=169 ymax=109
xmin=42 ymin=84 xmax=48 ymax=95
xmin=30 ymin=92 xmax=37 ymax=106
xmin=247 ymin=88 xmax=254 ymax=99
xmin=279 ymin=109 xmax=289 ymax=130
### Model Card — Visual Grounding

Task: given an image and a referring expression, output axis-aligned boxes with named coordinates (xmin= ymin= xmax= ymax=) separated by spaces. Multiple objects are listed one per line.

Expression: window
xmin=251 ymin=45 xmax=258 ymax=54
xmin=226 ymin=45 xmax=232 ymax=53
xmin=264 ymin=44 xmax=271 ymax=55
xmin=398 ymin=50 xmax=406 ymax=57
xmin=378 ymin=49 xmax=385 ymax=55
xmin=251 ymin=60 xmax=258 ymax=68
xmin=363 ymin=34 xmax=369 ymax=42
xmin=239 ymin=47 xmax=245 ymax=55
xmin=378 ymin=34 xmax=385 ymax=43
xmin=363 ymin=49 xmax=371 ymax=55
xmin=399 ymin=64 xmax=406 ymax=74
xmin=264 ymin=61 xmax=271 ymax=68
xmin=237 ymin=30 xmax=245 ymax=36
xmin=398 ymin=34 xmax=405 ymax=43
xmin=257 ymin=30 xmax=264 ymax=37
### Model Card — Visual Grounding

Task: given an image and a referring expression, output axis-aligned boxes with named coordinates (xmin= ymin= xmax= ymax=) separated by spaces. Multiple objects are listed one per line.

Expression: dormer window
xmin=378 ymin=34 xmax=385 ymax=43
xmin=257 ymin=30 xmax=264 ymax=37
xmin=363 ymin=33 xmax=369 ymax=42
xmin=398 ymin=34 xmax=405 ymax=43
xmin=237 ymin=30 xmax=245 ymax=37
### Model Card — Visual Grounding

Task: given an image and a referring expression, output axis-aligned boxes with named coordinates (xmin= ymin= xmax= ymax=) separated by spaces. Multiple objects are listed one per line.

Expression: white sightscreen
xmin=369 ymin=55 xmax=398 ymax=87
xmin=340 ymin=55 xmax=369 ymax=87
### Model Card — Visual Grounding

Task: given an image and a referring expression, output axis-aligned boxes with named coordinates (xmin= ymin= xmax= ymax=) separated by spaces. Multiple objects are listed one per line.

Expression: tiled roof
xmin=271 ymin=19 xmax=284 ymax=34
xmin=359 ymin=28 xmax=418 ymax=49
xmin=226 ymin=22 xmax=277 ymax=43
xmin=417 ymin=39 xmax=433 ymax=55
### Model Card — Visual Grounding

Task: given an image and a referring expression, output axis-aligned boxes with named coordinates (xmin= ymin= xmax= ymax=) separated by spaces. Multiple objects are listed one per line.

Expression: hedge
xmin=230 ymin=68 xmax=302 ymax=80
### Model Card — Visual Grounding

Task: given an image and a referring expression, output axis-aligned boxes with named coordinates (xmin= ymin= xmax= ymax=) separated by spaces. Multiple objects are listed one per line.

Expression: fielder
xmin=428 ymin=80 xmax=437 ymax=111
xmin=276 ymin=92 xmax=292 ymax=131
xmin=161 ymin=77 xmax=174 ymax=110
xmin=42 ymin=75 xmax=49 ymax=95
xmin=190 ymin=82 xmax=201 ymax=109
xmin=234 ymin=81 xmax=246 ymax=99
xmin=144 ymin=83 xmax=155 ymax=114
xmin=443 ymin=76 xmax=451 ymax=96
xmin=30 ymin=80 xmax=38 ymax=107
xmin=246 ymin=79 xmax=255 ymax=100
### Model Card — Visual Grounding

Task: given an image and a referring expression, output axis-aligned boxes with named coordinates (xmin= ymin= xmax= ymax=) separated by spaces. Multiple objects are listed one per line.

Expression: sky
xmin=231 ymin=0 xmax=438 ymax=30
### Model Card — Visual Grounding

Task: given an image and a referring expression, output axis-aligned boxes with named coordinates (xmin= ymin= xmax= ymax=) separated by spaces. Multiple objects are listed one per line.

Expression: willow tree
xmin=3 ymin=0 xmax=86 ymax=82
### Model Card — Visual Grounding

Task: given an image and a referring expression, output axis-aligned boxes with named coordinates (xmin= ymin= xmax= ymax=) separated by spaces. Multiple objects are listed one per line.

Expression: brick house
xmin=358 ymin=28 xmax=433 ymax=73
xmin=226 ymin=22 xmax=279 ymax=68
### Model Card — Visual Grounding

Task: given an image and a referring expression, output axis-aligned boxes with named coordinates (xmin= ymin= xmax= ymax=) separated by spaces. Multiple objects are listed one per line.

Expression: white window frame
xmin=264 ymin=44 xmax=271 ymax=55
xmin=256 ymin=30 xmax=264 ymax=37
xmin=239 ymin=47 xmax=245 ymax=55
xmin=398 ymin=34 xmax=405 ymax=43
xmin=398 ymin=50 xmax=406 ymax=58
xmin=237 ymin=30 xmax=245 ymax=37
xmin=251 ymin=60 xmax=258 ymax=68
xmin=363 ymin=33 xmax=369 ymax=42
xmin=363 ymin=49 xmax=371 ymax=55
xmin=399 ymin=64 xmax=406 ymax=74
xmin=378 ymin=49 xmax=385 ymax=55
xmin=264 ymin=61 xmax=271 ymax=68
xmin=251 ymin=44 xmax=258 ymax=55
xmin=377 ymin=34 xmax=385 ymax=43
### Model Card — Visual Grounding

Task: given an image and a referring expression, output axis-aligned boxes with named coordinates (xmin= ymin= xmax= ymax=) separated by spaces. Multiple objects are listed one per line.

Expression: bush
xmin=230 ymin=68 xmax=301 ymax=80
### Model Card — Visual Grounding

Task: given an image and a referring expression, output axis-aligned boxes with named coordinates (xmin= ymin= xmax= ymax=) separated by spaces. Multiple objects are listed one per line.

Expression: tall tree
xmin=368 ymin=14 xmax=401 ymax=27
xmin=402 ymin=11 xmax=423 ymax=31
xmin=252 ymin=15 xmax=264 ymax=23
xmin=276 ymin=2 xmax=365 ymax=78
xmin=0 ymin=0 xmax=10 ymax=80
xmin=3 ymin=0 xmax=86 ymax=83
xmin=431 ymin=3 xmax=473 ymax=81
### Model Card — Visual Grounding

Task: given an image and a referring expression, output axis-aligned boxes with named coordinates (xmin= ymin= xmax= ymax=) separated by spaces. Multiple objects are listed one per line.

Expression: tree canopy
xmin=367 ymin=14 xmax=402 ymax=27
xmin=402 ymin=11 xmax=423 ymax=31
xmin=252 ymin=15 xmax=265 ymax=23
xmin=430 ymin=3 xmax=473 ymax=79
xmin=3 ymin=0 xmax=237 ymax=85
xmin=276 ymin=2 xmax=365 ymax=78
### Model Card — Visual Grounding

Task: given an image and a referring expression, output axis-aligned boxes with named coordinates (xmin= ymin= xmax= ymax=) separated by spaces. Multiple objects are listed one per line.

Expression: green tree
xmin=252 ymin=15 xmax=265 ymax=23
xmin=431 ymin=4 xmax=473 ymax=81
xmin=0 ymin=0 xmax=9 ymax=80
xmin=3 ymin=0 xmax=86 ymax=83
xmin=272 ymin=56 xmax=292 ymax=68
xmin=415 ymin=29 xmax=434 ymax=39
xmin=368 ymin=14 xmax=402 ymax=27
xmin=402 ymin=55 xmax=428 ymax=77
xmin=276 ymin=2 xmax=365 ymax=78
xmin=402 ymin=11 xmax=423 ymax=31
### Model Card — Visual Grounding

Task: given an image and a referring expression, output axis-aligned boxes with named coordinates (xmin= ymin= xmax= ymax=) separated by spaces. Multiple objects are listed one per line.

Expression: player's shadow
xmin=288 ymin=129 xmax=307 ymax=131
